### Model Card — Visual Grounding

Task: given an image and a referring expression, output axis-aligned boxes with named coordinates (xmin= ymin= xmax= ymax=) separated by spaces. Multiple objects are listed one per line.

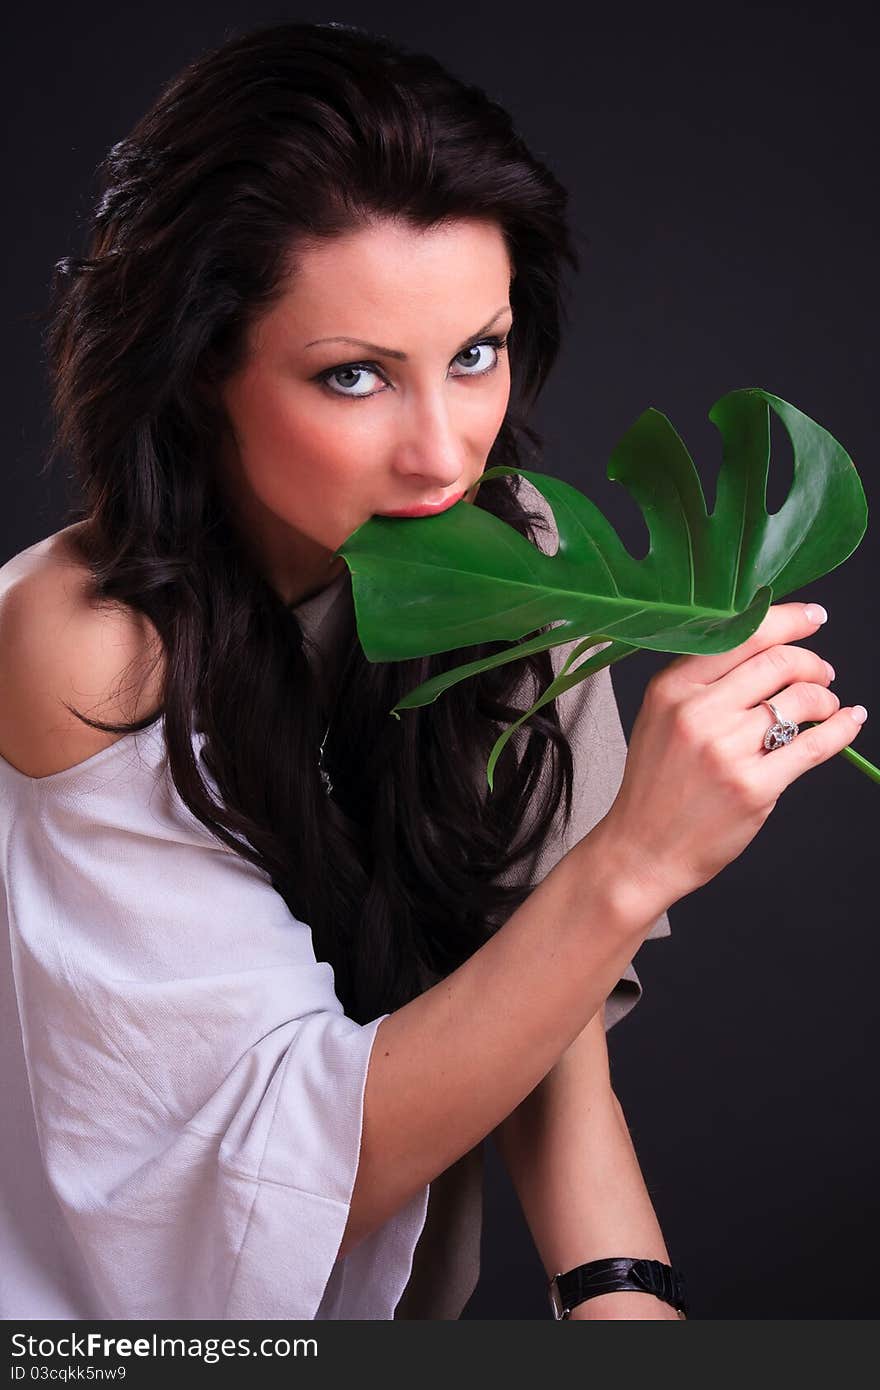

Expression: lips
xmin=378 ymin=489 xmax=466 ymax=518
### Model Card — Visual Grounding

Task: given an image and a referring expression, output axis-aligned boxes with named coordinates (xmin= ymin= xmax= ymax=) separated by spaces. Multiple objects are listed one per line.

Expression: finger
xmin=704 ymin=642 xmax=833 ymax=716
xmin=742 ymin=680 xmax=840 ymax=755
xmin=664 ymin=601 xmax=828 ymax=689
xmin=758 ymin=705 xmax=866 ymax=797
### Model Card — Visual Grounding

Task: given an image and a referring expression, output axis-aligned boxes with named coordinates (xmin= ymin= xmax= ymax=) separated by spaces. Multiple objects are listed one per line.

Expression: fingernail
xmin=824 ymin=661 xmax=836 ymax=681
xmin=851 ymin=705 xmax=868 ymax=724
xmin=804 ymin=603 xmax=828 ymax=624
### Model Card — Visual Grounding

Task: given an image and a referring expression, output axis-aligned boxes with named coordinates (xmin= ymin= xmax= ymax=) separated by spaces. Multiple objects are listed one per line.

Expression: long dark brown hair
xmin=42 ymin=20 xmax=582 ymax=1023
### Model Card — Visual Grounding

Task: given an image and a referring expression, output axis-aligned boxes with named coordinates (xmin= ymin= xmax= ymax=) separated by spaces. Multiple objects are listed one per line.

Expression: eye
xmin=315 ymin=334 xmax=509 ymax=401
xmin=317 ymin=363 xmax=383 ymax=399
xmin=450 ymin=337 xmax=508 ymax=377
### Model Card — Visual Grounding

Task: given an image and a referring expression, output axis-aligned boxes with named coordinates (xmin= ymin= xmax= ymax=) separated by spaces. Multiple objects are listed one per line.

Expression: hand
xmin=596 ymin=601 xmax=863 ymax=913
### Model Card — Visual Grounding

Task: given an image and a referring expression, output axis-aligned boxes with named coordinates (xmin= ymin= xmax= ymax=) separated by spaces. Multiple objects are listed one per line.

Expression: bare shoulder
xmin=0 ymin=525 xmax=166 ymax=779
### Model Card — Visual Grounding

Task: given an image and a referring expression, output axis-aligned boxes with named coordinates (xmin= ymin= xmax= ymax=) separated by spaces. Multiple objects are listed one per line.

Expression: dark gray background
xmin=4 ymin=1 xmax=877 ymax=1318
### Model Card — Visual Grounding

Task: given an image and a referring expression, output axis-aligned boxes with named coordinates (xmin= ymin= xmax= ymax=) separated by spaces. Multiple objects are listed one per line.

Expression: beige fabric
xmin=296 ymin=480 xmax=671 ymax=1319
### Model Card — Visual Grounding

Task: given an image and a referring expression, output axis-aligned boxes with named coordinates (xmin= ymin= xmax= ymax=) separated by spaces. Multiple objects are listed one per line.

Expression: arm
xmin=488 ymin=491 xmax=679 ymax=1317
xmin=491 ymin=1002 xmax=681 ymax=1319
xmin=2 ymin=548 xmax=679 ymax=1303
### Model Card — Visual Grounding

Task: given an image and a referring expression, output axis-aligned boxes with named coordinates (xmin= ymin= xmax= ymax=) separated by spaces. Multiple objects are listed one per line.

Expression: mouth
xmin=377 ymin=488 xmax=467 ymax=518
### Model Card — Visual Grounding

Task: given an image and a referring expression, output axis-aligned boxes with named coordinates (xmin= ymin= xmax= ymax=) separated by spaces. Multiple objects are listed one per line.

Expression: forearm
xmin=342 ymin=819 xmax=669 ymax=1257
xmin=492 ymin=1005 xmax=678 ymax=1320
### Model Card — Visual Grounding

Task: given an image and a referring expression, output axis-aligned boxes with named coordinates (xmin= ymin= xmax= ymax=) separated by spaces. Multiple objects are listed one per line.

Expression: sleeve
xmin=494 ymin=481 xmax=672 ymax=1032
xmin=14 ymin=745 xmax=428 ymax=1321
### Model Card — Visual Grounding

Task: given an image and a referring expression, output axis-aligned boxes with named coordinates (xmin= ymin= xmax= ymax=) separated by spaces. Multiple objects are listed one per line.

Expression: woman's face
xmin=216 ymin=216 xmax=514 ymax=606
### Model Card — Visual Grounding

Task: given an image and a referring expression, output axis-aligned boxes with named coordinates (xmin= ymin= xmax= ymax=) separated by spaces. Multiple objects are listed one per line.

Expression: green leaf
xmin=336 ymin=387 xmax=869 ymax=790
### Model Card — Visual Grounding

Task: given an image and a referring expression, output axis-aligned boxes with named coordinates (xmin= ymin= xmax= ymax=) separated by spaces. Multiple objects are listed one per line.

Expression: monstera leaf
xmin=336 ymin=388 xmax=873 ymax=791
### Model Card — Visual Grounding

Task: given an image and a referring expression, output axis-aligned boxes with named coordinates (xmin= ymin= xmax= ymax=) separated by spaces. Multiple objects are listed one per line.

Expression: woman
xmin=0 ymin=21 xmax=859 ymax=1321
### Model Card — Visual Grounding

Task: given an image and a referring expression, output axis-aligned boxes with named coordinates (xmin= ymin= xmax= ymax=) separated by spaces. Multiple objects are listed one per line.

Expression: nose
xmin=392 ymin=391 xmax=469 ymax=490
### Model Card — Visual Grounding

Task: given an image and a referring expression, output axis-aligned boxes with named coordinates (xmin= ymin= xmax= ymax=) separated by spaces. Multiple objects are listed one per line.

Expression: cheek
xmin=243 ymin=385 xmax=366 ymax=494
xmin=477 ymin=373 xmax=510 ymax=448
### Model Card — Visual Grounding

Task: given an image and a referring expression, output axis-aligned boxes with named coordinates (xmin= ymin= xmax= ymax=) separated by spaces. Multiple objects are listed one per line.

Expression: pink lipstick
xmin=378 ymin=489 xmax=466 ymax=518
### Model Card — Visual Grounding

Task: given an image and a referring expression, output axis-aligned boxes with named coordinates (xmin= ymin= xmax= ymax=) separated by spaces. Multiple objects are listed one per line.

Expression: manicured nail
xmin=804 ymin=603 xmax=828 ymax=624
xmin=824 ymin=661 xmax=836 ymax=681
xmin=851 ymin=706 xmax=868 ymax=724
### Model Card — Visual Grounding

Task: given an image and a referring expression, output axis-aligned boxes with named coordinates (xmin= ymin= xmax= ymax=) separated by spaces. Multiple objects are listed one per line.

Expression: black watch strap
xmin=548 ymin=1257 xmax=688 ymax=1319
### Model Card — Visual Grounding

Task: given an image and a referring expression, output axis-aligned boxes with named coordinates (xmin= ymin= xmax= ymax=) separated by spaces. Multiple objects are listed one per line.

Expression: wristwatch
xmin=548 ymin=1257 xmax=688 ymax=1320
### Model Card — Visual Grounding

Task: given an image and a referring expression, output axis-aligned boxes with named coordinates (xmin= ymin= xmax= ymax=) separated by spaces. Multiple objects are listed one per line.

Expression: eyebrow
xmin=304 ymin=305 xmax=513 ymax=360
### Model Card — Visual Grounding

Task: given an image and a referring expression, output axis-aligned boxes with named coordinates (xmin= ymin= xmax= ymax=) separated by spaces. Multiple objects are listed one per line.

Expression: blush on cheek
xmin=277 ymin=404 xmax=366 ymax=468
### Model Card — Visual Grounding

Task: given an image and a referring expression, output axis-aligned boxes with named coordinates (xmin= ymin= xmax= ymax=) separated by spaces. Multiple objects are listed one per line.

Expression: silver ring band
xmin=762 ymin=698 xmax=800 ymax=751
